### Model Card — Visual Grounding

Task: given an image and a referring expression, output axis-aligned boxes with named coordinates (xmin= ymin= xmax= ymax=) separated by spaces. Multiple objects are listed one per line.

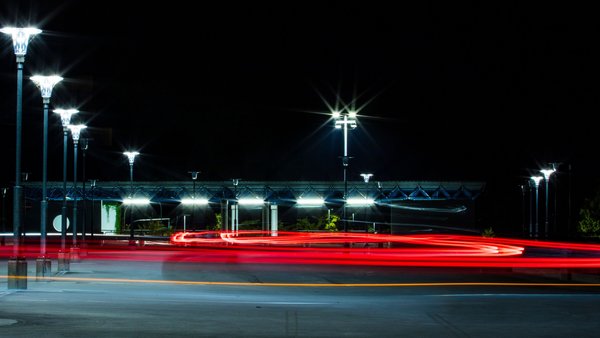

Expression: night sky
xmin=1 ymin=1 xmax=599 ymax=224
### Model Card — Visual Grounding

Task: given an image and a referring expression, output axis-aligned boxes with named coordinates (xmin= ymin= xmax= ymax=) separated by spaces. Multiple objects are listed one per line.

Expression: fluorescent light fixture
xmin=123 ymin=197 xmax=150 ymax=205
xmin=238 ymin=198 xmax=264 ymax=205
xmin=346 ymin=198 xmax=375 ymax=206
xmin=297 ymin=197 xmax=325 ymax=205
xmin=181 ymin=198 xmax=209 ymax=205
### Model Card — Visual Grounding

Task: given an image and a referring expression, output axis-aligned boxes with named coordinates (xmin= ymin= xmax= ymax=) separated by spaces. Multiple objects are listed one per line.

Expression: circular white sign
xmin=52 ymin=215 xmax=70 ymax=232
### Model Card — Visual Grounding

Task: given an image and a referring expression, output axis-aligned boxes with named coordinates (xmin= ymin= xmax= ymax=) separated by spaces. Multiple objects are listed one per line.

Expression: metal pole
xmin=529 ymin=182 xmax=533 ymax=237
xmin=72 ymin=140 xmax=79 ymax=247
xmin=13 ymin=61 xmax=23 ymax=258
xmin=61 ymin=129 xmax=68 ymax=251
xmin=90 ymin=180 xmax=96 ymax=238
xmin=81 ymin=140 xmax=87 ymax=242
xmin=544 ymin=179 xmax=549 ymax=238
xmin=343 ymin=115 xmax=348 ymax=232
xmin=535 ymin=185 xmax=539 ymax=238
xmin=519 ymin=185 xmax=525 ymax=236
xmin=40 ymin=100 xmax=49 ymax=256
xmin=129 ymin=163 xmax=134 ymax=198
xmin=2 ymin=188 xmax=7 ymax=246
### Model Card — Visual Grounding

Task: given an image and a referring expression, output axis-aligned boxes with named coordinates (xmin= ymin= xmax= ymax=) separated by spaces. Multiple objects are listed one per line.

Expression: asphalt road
xmin=2 ymin=254 xmax=600 ymax=337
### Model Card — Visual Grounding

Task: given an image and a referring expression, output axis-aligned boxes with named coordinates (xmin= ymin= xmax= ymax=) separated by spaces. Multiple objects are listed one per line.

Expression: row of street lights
xmin=3 ymin=26 xmax=90 ymax=288
xmin=529 ymin=165 xmax=556 ymax=238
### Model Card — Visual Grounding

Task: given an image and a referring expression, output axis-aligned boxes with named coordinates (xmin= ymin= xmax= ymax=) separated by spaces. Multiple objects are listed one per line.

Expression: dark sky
xmin=1 ymin=1 xmax=599 ymax=206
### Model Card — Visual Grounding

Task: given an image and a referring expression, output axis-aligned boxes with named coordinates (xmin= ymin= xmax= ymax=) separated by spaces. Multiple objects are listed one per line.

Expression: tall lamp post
xmin=360 ymin=173 xmax=373 ymax=232
xmin=68 ymin=124 xmax=86 ymax=258
xmin=89 ymin=179 xmax=97 ymax=238
xmin=81 ymin=138 xmax=89 ymax=243
xmin=2 ymin=26 xmax=41 ymax=289
xmin=54 ymin=109 xmax=77 ymax=264
xmin=333 ymin=110 xmax=357 ymax=232
xmin=31 ymin=74 xmax=63 ymax=278
xmin=124 ymin=151 xmax=139 ymax=241
xmin=540 ymin=167 xmax=556 ymax=238
xmin=531 ymin=176 xmax=543 ymax=238
xmin=124 ymin=152 xmax=140 ymax=198
xmin=189 ymin=171 xmax=199 ymax=229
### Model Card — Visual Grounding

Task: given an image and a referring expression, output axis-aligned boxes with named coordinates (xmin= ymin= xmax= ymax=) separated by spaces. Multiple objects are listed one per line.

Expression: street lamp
xmin=188 ymin=171 xmax=200 ymax=229
xmin=89 ymin=179 xmax=98 ymax=238
xmin=54 ymin=108 xmax=77 ymax=258
xmin=124 ymin=151 xmax=140 ymax=241
xmin=531 ymin=176 xmax=543 ymax=238
xmin=68 ymin=124 xmax=86 ymax=254
xmin=31 ymin=74 xmax=63 ymax=277
xmin=540 ymin=167 xmax=556 ymax=238
xmin=360 ymin=173 xmax=373 ymax=232
xmin=2 ymin=26 xmax=41 ymax=289
xmin=124 ymin=151 xmax=140 ymax=197
xmin=333 ymin=109 xmax=357 ymax=232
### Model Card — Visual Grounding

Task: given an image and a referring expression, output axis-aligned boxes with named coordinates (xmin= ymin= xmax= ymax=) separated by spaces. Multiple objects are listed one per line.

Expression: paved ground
xmin=2 ymin=252 xmax=600 ymax=337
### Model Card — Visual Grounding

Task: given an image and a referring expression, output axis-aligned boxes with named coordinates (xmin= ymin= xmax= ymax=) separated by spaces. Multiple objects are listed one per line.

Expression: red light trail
xmin=2 ymin=231 xmax=600 ymax=269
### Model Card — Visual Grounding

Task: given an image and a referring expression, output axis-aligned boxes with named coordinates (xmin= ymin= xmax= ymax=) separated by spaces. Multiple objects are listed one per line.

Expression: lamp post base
xmin=57 ymin=251 xmax=70 ymax=272
xmin=35 ymin=257 xmax=51 ymax=279
xmin=8 ymin=258 xmax=27 ymax=289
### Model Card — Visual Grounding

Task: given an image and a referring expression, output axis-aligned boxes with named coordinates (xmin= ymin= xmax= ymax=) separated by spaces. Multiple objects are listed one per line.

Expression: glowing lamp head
xmin=332 ymin=111 xmax=341 ymax=119
xmin=123 ymin=151 xmax=140 ymax=165
xmin=540 ymin=168 xmax=556 ymax=180
xmin=31 ymin=75 xmax=63 ymax=100
xmin=1 ymin=27 xmax=41 ymax=59
xmin=348 ymin=111 xmax=357 ymax=119
xmin=54 ymin=108 xmax=78 ymax=128
xmin=360 ymin=173 xmax=373 ymax=183
xmin=531 ymin=176 xmax=543 ymax=187
xmin=67 ymin=124 xmax=86 ymax=142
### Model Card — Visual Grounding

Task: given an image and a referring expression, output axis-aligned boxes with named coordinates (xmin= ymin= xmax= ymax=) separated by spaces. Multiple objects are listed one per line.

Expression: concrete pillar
xmin=270 ymin=204 xmax=278 ymax=233
xmin=58 ymin=251 xmax=70 ymax=272
xmin=231 ymin=204 xmax=238 ymax=231
xmin=8 ymin=258 xmax=27 ymax=289
xmin=35 ymin=258 xmax=51 ymax=280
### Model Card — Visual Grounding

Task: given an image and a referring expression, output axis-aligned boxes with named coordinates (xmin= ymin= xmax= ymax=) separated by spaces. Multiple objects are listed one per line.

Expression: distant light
xmin=31 ymin=75 xmax=63 ymax=99
xmin=332 ymin=111 xmax=341 ymax=118
xmin=1 ymin=27 xmax=41 ymax=57
xmin=348 ymin=111 xmax=357 ymax=118
xmin=123 ymin=151 xmax=140 ymax=165
xmin=297 ymin=197 xmax=325 ymax=205
xmin=360 ymin=173 xmax=373 ymax=183
xmin=238 ymin=198 xmax=264 ymax=205
xmin=123 ymin=197 xmax=150 ymax=205
xmin=181 ymin=198 xmax=209 ymax=205
xmin=347 ymin=198 xmax=375 ymax=206
xmin=540 ymin=168 xmax=556 ymax=180
xmin=54 ymin=108 xmax=78 ymax=127
xmin=530 ymin=176 xmax=543 ymax=187
xmin=67 ymin=124 xmax=86 ymax=141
